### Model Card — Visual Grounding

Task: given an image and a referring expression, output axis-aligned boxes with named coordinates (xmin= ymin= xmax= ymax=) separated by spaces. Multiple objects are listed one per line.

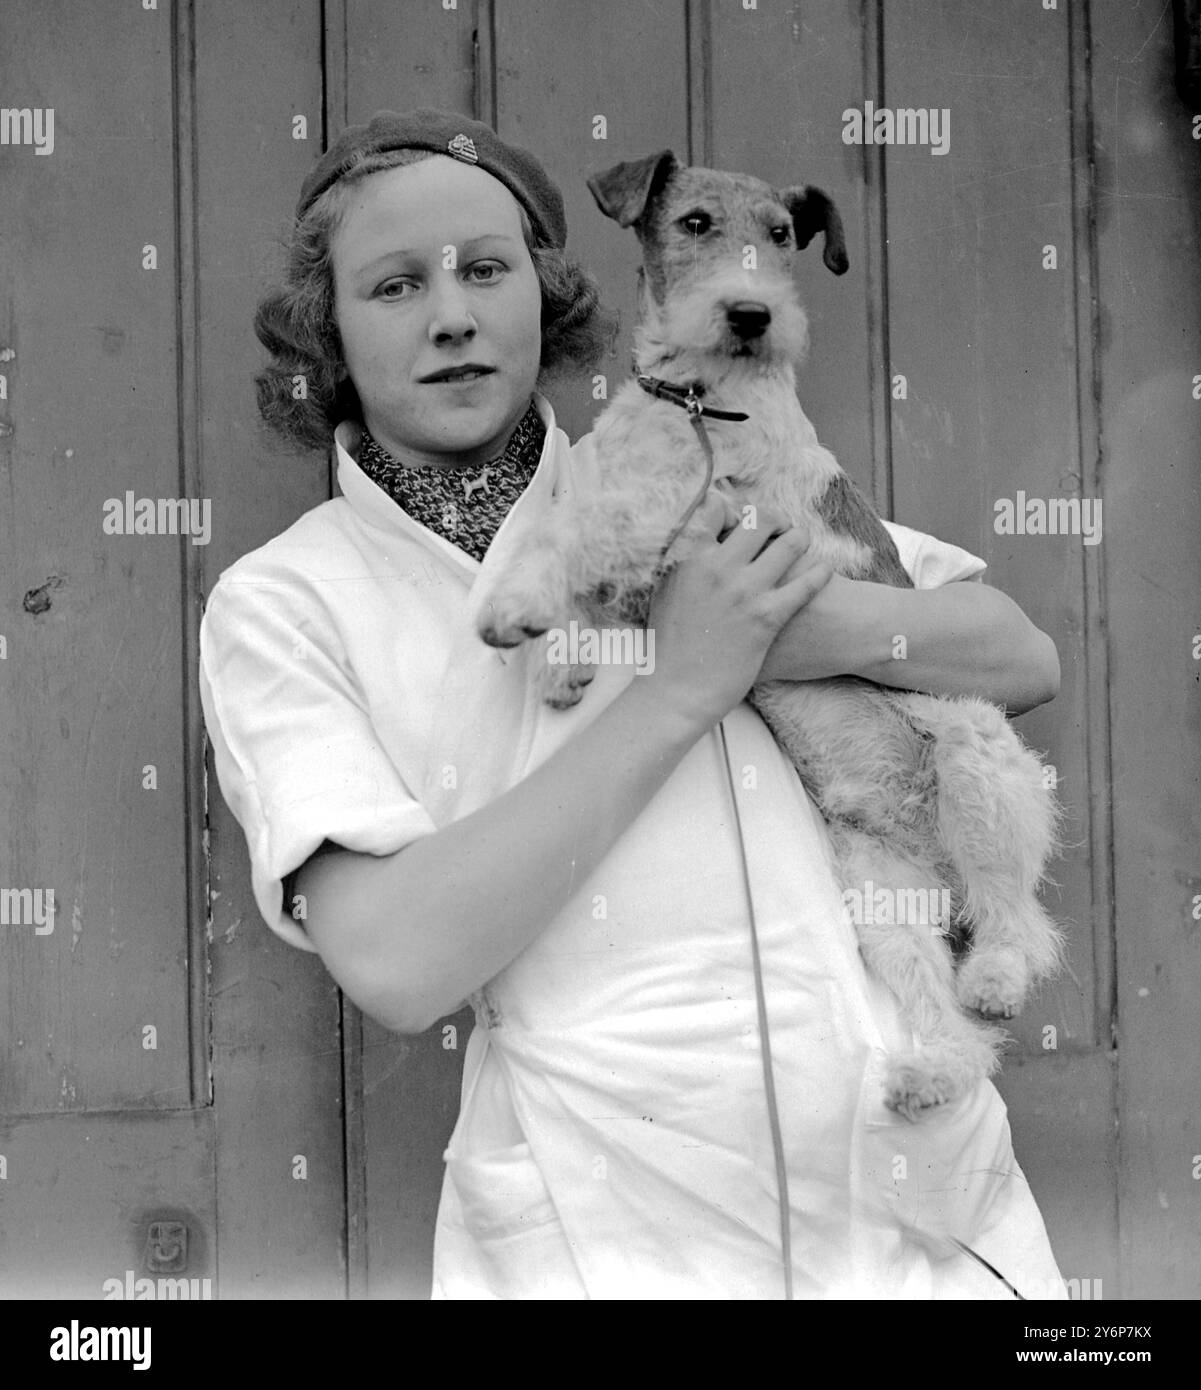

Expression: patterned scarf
xmin=354 ymin=400 xmax=547 ymax=561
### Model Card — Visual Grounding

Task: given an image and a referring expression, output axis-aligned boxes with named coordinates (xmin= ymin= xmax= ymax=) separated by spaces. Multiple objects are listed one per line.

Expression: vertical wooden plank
xmin=880 ymin=0 xmax=1117 ymax=1281
xmin=0 ymin=1112 xmax=217 ymax=1299
xmin=882 ymin=3 xmax=1099 ymax=1048
xmin=1091 ymin=0 xmax=1201 ymax=1300
xmin=359 ymin=1014 xmax=472 ymax=1299
xmin=497 ymin=0 xmax=691 ymax=443
xmin=336 ymin=0 xmax=484 ymax=1299
xmin=0 ymin=0 xmax=193 ymax=1113
xmin=709 ymin=0 xmax=880 ymax=500
xmin=996 ymin=1053 xmax=1119 ymax=1296
xmin=344 ymin=0 xmax=478 ymax=121
xmin=193 ymin=0 xmax=347 ymax=1296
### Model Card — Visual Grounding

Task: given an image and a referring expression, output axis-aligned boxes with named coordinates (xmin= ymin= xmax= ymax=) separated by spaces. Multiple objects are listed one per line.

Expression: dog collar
xmin=635 ymin=374 xmax=749 ymax=422
xmin=631 ymin=375 xmax=748 ymax=566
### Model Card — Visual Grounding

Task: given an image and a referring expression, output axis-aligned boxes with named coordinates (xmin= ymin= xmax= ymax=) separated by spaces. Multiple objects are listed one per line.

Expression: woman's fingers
xmin=697 ymin=488 xmax=741 ymax=538
xmin=762 ymin=558 xmax=835 ymax=622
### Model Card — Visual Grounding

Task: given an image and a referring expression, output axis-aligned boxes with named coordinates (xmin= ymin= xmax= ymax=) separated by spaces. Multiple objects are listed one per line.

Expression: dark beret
xmin=295 ymin=108 xmax=568 ymax=248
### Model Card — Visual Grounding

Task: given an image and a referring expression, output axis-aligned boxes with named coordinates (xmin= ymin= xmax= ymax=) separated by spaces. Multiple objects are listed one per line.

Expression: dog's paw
xmin=883 ymin=1053 xmax=964 ymax=1122
xmin=477 ymin=585 xmax=565 ymax=649
xmin=475 ymin=547 xmax=572 ymax=648
xmin=538 ymin=659 xmax=596 ymax=710
xmin=955 ymin=946 xmax=1029 ymax=1020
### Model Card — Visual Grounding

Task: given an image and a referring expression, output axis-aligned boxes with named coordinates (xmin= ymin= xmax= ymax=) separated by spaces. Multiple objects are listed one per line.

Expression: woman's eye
xmin=377 ymin=279 xmax=417 ymax=299
xmin=465 ymin=261 xmax=504 ymax=283
xmin=770 ymin=225 xmax=792 ymax=245
xmin=680 ymin=212 xmax=711 ymax=235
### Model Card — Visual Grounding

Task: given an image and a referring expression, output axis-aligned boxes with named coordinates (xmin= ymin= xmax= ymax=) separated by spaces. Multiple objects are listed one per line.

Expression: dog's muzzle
xmin=726 ymin=300 xmax=771 ymax=340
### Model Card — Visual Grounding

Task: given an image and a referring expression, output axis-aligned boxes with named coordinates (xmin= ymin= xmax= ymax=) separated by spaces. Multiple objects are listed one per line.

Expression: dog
xmin=473 ymin=151 xmax=1063 ymax=1121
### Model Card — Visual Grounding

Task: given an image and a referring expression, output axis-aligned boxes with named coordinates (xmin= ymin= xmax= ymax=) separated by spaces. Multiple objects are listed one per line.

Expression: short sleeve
xmin=881 ymin=520 xmax=987 ymax=589
xmin=198 ymin=576 xmax=438 ymax=952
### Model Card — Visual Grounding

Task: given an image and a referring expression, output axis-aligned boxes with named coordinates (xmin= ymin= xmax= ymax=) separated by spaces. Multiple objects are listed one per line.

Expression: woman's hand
xmin=632 ymin=491 xmax=834 ymax=733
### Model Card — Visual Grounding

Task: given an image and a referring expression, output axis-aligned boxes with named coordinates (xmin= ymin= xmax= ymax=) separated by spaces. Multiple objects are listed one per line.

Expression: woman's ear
xmin=781 ymin=186 xmax=849 ymax=275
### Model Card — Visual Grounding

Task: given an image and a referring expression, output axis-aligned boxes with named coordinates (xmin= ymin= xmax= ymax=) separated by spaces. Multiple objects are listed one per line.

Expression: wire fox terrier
xmin=473 ymin=151 xmax=1064 ymax=1121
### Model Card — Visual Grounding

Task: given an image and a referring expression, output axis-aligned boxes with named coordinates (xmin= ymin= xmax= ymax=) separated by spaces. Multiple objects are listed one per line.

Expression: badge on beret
xmin=447 ymin=133 xmax=479 ymax=164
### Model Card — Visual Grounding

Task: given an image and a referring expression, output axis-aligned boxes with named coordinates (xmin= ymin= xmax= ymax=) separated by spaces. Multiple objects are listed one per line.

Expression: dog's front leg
xmin=474 ymin=500 xmax=579 ymax=649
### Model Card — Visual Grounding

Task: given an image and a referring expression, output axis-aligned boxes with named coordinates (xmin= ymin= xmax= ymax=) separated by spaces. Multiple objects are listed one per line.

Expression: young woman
xmin=199 ymin=109 xmax=1066 ymax=1299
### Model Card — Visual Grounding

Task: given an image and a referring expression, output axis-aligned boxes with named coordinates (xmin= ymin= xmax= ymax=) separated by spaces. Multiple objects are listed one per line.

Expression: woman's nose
xmin=427 ymin=273 xmax=477 ymax=343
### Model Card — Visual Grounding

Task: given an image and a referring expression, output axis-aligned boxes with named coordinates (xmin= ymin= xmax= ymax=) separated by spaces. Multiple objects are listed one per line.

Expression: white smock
xmin=198 ymin=393 xmax=1066 ymax=1301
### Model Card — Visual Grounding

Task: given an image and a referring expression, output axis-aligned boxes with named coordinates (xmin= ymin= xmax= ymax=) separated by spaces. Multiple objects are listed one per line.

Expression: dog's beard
xmin=640 ymin=273 xmax=810 ymax=376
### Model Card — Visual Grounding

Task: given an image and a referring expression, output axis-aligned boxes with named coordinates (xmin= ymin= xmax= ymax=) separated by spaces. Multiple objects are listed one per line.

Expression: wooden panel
xmin=879 ymin=0 xmax=1116 ymax=1288
xmin=193 ymin=0 xmax=348 ymax=1296
xmin=343 ymin=0 xmax=479 ymax=122
xmin=338 ymin=0 xmax=490 ymax=1299
xmin=995 ymin=1051 xmax=1119 ymax=1296
xmin=0 ymin=1111 xmax=216 ymax=1299
xmin=0 ymin=0 xmax=193 ymax=1111
xmin=498 ymin=0 xmax=692 ymax=442
xmin=709 ymin=0 xmax=880 ymax=499
xmin=360 ymin=1009 xmax=472 ymax=1298
xmin=881 ymin=0 xmax=1099 ymax=1059
xmin=1091 ymin=0 xmax=1201 ymax=1300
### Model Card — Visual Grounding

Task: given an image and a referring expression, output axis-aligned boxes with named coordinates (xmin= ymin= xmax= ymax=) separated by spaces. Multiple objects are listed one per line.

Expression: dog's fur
xmin=473 ymin=152 xmax=1063 ymax=1121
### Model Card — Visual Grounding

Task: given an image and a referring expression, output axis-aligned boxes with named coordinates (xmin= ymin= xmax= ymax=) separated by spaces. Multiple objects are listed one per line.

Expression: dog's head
xmin=587 ymin=151 xmax=847 ymax=370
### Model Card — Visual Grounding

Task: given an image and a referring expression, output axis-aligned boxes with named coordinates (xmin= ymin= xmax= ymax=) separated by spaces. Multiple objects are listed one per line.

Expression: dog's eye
xmin=769 ymin=224 xmax=792 ymax=245
xmin=680 ymin=212 xmax=711 ymax=235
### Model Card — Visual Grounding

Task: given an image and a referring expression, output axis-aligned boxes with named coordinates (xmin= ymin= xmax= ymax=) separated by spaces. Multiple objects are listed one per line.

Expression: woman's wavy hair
xmin=253 ymin=148 xmax=615 ymax=452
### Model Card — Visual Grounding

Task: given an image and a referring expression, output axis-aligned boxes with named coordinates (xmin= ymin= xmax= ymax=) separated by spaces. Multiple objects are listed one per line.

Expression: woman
xmin=199 ymin=108 xmax=1066 ymax=1299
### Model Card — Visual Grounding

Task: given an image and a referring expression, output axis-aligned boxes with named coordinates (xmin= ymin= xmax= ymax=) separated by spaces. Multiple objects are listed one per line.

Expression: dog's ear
xmin=781 ymin=186 xmax=849 ymax=275
xmin=587 ymin=151 xmax=679 ymax=227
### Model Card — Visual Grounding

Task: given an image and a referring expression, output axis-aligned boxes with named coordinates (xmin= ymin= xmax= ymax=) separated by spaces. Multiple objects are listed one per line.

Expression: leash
xmin=635 ymin=374 xmax=748 ymax=565
xmin=947 ymin=1236 xmax=1026 ymax=1298
xmin=641 ymin=369 xmax=792 ymax=1293
xmin=718 ymin=718 xmax=795 ymax=1301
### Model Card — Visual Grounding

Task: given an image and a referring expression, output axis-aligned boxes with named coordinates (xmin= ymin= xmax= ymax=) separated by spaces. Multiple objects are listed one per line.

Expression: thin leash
xmin=635 ymin=373 xmax=747 ymax=565
xmin=718 ymin=718 xmax=795 ymax=1301
xmin=642 ymin=369 xmax=793 ymax=1298
xmin=947 ymin=1236 xmax=1026 ymax=1298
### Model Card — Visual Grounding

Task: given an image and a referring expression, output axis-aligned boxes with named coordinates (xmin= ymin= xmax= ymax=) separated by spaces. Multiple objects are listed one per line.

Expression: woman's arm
xmin=758 ymin=573 xmax=1060 ymax=715
xmin=298 ymin=502 xmax=825 ymax=1034
xmin=301 ymin=681 xmax=700 ymax=1033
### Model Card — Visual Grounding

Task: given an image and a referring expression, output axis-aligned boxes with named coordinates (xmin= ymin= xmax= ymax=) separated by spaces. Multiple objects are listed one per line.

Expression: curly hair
xmin=254 ymin=148 xmax=615 ymax=452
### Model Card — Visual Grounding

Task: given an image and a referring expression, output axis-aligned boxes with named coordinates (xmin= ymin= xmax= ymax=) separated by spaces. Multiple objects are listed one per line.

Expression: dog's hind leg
xmin=894 ymin=693 xmax=1064 ymax=1020
xmin=830 ymin=824 xmax=1006 ymax=1121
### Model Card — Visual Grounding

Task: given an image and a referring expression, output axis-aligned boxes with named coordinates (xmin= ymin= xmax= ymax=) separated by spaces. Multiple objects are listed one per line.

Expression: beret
xmin=295 ymin=108 xmax=568 ymax=248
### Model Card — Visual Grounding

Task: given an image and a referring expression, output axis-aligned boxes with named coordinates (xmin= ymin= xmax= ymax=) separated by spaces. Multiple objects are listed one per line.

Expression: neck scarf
xmin=354 ymin=400 xmax=547 ymax=562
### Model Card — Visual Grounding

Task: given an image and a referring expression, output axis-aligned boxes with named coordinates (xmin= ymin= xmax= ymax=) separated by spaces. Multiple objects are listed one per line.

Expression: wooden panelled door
xmin=1 ymin=0 xmax=1197 ymax=1300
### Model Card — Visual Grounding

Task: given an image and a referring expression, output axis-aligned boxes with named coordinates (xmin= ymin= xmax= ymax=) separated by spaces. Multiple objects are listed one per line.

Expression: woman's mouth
xmin=421 ymin=365 xmax=496 ymax=385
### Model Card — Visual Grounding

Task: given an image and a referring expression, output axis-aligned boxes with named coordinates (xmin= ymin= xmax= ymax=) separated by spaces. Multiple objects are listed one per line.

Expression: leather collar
xmin=635 ymin=374 xmax=749 ymax=422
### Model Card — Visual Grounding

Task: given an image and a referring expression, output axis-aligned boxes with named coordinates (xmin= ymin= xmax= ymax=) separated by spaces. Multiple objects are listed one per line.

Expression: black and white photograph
xmin=0 ymin=0 xmax=1197 ymax=1331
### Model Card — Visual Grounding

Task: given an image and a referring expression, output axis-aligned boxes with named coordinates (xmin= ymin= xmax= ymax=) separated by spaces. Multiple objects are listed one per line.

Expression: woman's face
xmin=330 ymin=156 xmax=543 ymax=469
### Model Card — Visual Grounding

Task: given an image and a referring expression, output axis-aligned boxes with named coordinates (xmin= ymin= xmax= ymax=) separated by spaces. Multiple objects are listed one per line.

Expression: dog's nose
xmin=726 ymin=301 xmax=772 ymax=339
